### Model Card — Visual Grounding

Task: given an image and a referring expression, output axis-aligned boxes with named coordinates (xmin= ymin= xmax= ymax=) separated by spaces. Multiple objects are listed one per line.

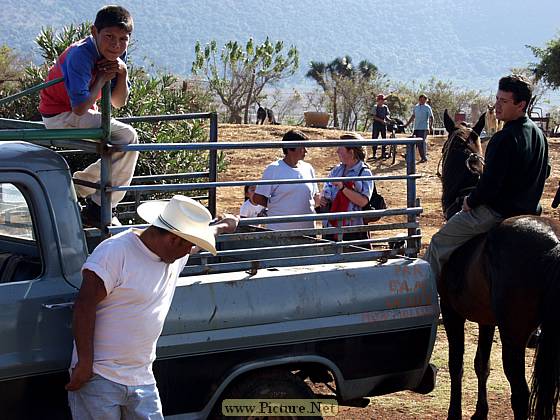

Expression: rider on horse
xmin=424 ymin=74 xmax=550 ymax=281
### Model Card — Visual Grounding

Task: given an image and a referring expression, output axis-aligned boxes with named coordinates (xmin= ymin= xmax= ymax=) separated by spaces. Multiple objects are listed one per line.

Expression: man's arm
xmin=65 ymin=269 xmax=107 ymax=391
xmin=466 ymin=134 xmax=510 ymax=209
xmin=211 ymin=214 xmax=239 ymax=235
xmin=404 ymin=113 xmax=415 ymax=127
xmin=251 ymin=193 xmax=268 ymax=207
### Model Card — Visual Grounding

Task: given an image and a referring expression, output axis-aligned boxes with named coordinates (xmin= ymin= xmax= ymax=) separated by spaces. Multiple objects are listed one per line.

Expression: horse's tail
xmin=529 ymin=243 xmax=560 ymax=420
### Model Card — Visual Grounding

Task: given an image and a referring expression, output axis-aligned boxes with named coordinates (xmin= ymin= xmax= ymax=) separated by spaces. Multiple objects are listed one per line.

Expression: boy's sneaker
xmin=80 ymin=199 xmax=120 ymax=228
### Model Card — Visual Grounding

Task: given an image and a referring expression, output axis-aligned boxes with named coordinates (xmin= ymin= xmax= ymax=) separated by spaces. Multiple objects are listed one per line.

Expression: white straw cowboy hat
xmin=137 ymin=195 xmax=217 ymax=255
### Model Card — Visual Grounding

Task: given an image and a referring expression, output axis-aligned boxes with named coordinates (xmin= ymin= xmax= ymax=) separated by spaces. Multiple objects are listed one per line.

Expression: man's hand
xmin=214 ymin=214 xmax=239 ymax=234
xmin=65 ymin=362 xmax=92 ymax=391
xmin=462 ymin=196 xmax=472 ymax=212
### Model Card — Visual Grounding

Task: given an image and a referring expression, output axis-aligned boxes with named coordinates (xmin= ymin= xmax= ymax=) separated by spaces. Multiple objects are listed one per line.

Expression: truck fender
xmin=201 ymin=354 xmax=343 ymax=416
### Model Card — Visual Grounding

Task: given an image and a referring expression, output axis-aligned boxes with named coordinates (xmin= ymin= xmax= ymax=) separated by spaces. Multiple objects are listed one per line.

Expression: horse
xmin=437 ymin=109 xmax=560 ymax=420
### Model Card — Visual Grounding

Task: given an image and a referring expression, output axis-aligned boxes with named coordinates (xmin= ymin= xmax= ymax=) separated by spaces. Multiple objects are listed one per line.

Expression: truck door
xmin=0 ymin=175 xmax=76 ymax=417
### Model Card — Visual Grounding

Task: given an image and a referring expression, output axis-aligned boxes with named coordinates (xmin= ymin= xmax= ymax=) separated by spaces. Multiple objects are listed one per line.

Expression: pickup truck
xmin=0 ymin=135 xmax=438 ymax=419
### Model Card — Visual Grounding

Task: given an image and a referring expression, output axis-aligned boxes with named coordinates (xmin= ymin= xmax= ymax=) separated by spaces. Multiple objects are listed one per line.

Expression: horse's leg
xmin=471 ymin=324 xmax=495 ymax=420
xmin=441 ymin=303 xmax=466 ymax=420
xmin=500 ymin=334 xmax=529 ymax=420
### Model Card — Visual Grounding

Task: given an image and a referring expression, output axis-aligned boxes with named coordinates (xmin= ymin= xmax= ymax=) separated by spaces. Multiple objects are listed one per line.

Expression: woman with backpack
xmin=319 ymin=132 xmax=374 ymax=242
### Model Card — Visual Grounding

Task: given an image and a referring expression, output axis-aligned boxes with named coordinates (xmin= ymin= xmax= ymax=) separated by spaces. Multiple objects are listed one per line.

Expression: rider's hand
xmin=462 ymin=196 xmax=472 ymax=212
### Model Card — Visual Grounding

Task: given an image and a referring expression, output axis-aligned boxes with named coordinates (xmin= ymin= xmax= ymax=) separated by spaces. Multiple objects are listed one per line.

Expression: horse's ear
xmin=443 ymin=109 xmax=455 ymax=133
xmin=472 ymin=112 xmax=486 ymax=136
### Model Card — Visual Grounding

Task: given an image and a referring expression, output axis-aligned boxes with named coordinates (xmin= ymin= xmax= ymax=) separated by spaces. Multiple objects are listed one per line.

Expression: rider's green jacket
xmin=466 ymin=115 xmax=549 ymax=217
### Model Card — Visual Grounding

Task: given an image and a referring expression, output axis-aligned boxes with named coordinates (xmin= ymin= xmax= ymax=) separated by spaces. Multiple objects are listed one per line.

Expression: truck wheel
xmin=214 ymin=368 xmax=323 ymax=420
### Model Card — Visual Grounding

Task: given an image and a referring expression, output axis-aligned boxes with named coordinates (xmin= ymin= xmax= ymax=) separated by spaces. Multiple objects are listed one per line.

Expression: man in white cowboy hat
xmin=66 ymin=195 xmax=238 ymax=419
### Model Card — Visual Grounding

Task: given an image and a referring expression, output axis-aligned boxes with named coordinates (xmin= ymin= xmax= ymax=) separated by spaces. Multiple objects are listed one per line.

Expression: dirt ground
xmin=212 ymin=123 xmax=560 ymax=419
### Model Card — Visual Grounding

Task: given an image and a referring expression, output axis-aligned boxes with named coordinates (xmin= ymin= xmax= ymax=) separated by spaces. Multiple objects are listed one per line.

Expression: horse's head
xmin=440 ymin=109 xmax=486 ymax=219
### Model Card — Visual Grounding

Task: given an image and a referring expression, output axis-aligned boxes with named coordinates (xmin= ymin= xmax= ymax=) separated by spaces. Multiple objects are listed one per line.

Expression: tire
xmin=212 ymin=368 xmax=323 ymax=420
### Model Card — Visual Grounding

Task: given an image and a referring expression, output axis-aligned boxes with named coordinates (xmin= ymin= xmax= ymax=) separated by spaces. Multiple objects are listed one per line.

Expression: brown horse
xmin=438 ymin=109 xmax=560 ymax=420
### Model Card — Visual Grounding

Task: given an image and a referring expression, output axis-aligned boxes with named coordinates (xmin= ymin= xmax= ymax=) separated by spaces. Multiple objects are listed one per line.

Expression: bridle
xmin=437 ymin=129 xmax=484 ymax=178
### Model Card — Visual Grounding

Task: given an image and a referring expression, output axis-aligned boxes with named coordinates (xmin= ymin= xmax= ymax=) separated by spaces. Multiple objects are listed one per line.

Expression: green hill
xmin=1 ymin=0 xmax=559 ymax=91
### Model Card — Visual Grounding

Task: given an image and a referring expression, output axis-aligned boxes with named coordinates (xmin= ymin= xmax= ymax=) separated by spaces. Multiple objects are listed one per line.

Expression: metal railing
xmin=0 ymin=78 xmax=425 ymax=275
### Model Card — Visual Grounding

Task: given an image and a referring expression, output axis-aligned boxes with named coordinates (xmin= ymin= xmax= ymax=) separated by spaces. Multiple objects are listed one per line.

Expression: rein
xmin=437 ymin=130 xmax=484 ymax=178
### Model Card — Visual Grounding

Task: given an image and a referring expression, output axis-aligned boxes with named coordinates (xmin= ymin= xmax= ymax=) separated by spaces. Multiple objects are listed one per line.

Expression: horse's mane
xmin=440 ymin=126 xmax=480 ymax=219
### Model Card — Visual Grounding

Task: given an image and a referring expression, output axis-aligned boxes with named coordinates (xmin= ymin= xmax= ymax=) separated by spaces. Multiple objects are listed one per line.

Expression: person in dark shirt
xmin=424 ymin=74 xmax=549 ymax=280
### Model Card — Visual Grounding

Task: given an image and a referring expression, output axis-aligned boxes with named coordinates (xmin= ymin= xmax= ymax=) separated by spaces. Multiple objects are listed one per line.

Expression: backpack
xmin=358 ymin=166 xmax=387 ymax=223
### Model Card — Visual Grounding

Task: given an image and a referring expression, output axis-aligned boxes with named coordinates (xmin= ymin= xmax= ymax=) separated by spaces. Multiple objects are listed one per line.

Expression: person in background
xmin=252 ymin=129 xmax=320 ymax=230
xmin=404 ymin=94 xmax=434 ymax=163
xmin=239 ymin=185 xmax=266 ymax=218
xmin=320 ymin=133 xmax=373 ymax=241
xmin=371 ymin=94 xmax=391 ymax=159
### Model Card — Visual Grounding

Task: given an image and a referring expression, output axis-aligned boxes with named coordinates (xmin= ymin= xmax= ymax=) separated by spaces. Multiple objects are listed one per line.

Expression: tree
xmin=306 ymin=56 xmax=386 ymax=130
xmin=415 ymin=77 xmax=487 ymax=126
xmin=0 ymin=44 xmax=25 ymax=90
xmin=528 ymin=34 xmax=560 ymax=89
xmin=192 ymin=38 xmax=299 ymax=124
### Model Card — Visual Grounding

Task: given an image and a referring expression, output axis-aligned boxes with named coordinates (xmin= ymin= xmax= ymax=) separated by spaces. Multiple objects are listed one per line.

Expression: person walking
xmin=404 ymin=94 xmax=434 ymax=163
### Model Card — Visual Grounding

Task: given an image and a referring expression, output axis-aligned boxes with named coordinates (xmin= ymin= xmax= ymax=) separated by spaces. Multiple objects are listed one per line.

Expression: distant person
xmin=320 ymin=133 xmax=373 ymax=241
xmin=38 ymin=5 xmax=138 ymax=227
xmin=371 ymin=94 xmax=391 ymax=159
xmin=404 ymin=94 xmax=434 ymax=163
xmin=239 ymin=185 xmax=266 ymax=218
xmin=252 ymin=130 xmax=320 ymax=230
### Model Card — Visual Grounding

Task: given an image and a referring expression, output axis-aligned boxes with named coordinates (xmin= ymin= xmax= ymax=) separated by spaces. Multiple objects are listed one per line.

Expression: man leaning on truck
xmin=66 ymin=195 xmax=238 ymax=419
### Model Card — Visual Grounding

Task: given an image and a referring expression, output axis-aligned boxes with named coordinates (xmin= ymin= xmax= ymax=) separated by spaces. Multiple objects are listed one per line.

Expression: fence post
xmin=208 ymin=112 xmax=218 ymax=217
xmin=100 ymin=82 xmax=112 ymax=235
xmin=406 ymin=142 xmax=418 ymax=256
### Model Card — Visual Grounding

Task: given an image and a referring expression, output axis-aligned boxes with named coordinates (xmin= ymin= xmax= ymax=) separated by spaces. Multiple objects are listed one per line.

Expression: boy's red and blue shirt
xmin=39 ymin=35 xmax=127 ymax=115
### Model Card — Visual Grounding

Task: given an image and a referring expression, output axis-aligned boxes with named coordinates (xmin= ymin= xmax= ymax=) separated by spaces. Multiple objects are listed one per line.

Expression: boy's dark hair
xmin=94 ymin=5 xmax=134 ymax=33
xmin=498 ymin=74 xmax=533 ymax=111
xmin=282 ymin=129 xmax=309 ymax=155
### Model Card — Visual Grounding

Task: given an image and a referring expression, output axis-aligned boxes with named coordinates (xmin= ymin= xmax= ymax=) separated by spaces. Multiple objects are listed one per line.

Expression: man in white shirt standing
xmin=66 ymin=195 xmax=238 ymax=419
xmin=252 ymin=130 xmax=320 ymax=230
xmin=405 ymin=94 xmax=434 ymax=163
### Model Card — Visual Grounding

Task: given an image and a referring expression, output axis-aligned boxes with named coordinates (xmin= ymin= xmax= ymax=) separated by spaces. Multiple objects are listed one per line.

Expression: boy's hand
xmin=96 ymin=58 xmax=127 ymax=82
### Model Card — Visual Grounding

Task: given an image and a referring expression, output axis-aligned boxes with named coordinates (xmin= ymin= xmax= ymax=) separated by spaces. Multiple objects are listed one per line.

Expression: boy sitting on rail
xmin=38 ymin=5 xmax=138 ymax=228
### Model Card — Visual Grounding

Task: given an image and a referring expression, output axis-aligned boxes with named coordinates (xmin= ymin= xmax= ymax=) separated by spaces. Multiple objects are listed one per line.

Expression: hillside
xmin=1 ymin=0 xmax=559 ymax=92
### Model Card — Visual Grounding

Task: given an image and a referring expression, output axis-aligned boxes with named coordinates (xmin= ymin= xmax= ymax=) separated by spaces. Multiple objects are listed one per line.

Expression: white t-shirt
xmin=239 ymin=199 xmax=265 ymax=218
xmin=255 ymin=159 xmax=318 ymax=230
xmin=71 ymin=229 xmax=189 ymax=386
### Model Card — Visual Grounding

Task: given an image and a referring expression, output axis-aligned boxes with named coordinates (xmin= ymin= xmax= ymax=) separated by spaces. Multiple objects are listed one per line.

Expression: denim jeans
xmin=413 ymin=129 xmax=428 ymax=160
xmin=423 ymin=205 xmax=504 ymax=280
xmin=68 ymin=374 xmax=163 ymax=420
